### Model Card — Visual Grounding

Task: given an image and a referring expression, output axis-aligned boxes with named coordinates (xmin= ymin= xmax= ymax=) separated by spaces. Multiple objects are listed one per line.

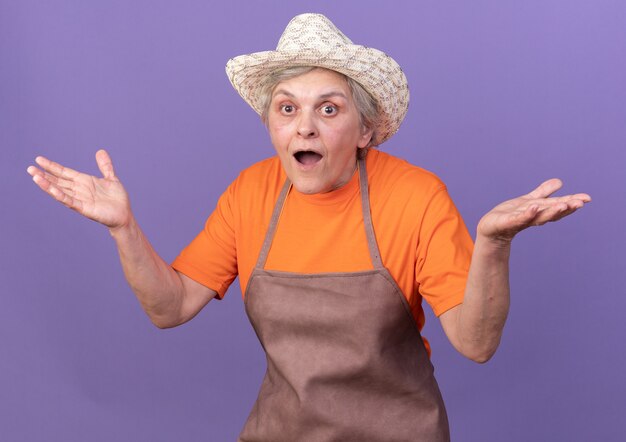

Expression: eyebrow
xmin=272 ymin=89 xmax=349 ymax=101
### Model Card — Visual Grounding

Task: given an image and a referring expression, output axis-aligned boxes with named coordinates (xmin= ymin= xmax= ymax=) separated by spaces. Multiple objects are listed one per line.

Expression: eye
xmin=280 ymin=104 xmax=295 ymax=115
xmin=321 ymin=105 xmax=337 ymax=116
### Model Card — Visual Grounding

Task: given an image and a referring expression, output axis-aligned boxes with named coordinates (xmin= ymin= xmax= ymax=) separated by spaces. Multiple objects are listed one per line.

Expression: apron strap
xmin=255 ymin=156 xmax=384 ymax=270
xmin=358 ymin=157 xmax=384 ymax=269
xmin=255 ymin=178 xmax=292 ymax=270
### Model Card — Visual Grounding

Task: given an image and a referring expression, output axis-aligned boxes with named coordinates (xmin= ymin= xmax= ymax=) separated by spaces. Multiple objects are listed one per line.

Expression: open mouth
xmin=294 ymin=150 xmax=323 ymax=166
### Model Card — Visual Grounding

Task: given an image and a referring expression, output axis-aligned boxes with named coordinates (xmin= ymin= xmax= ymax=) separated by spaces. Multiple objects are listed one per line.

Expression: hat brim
xmin=226 ymin=44 xmax=409 ymax=145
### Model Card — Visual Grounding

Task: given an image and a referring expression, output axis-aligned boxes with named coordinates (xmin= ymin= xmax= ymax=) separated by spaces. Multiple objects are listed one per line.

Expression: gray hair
xmin=258 ymin=66 xmax=381 ymax=154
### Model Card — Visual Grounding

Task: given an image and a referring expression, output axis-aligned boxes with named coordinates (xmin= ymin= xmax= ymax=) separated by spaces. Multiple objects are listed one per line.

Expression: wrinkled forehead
xmin=270 ymin=67 xmax=352 ymax=100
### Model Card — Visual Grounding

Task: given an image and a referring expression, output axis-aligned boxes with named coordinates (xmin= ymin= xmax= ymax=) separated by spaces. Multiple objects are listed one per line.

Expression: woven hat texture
xmin=225 ymin=13 xmax=409 ymax=145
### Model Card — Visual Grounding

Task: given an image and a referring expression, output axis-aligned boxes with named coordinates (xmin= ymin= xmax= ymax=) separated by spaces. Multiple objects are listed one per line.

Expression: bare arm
xmin=439 ymin=179 xmax=591 ymax=363
xmin=108 ymin=218 xmax=217 ymax=328
xmin=27 ymin=150 xmax=216 ymax=328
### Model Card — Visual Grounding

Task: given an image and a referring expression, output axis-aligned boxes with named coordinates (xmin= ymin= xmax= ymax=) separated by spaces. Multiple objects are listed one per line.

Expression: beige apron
xmin=239 ymin=158 xmax=450 ymax=442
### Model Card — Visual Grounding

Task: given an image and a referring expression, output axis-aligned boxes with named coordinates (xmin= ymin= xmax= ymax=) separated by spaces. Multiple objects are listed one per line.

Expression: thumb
xmin=95 ymin=149 xmax=116 ymax=179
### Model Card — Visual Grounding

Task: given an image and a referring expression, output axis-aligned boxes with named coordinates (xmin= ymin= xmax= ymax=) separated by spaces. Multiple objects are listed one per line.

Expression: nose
xmin=297 ymin=110 xmax=318 ymax=138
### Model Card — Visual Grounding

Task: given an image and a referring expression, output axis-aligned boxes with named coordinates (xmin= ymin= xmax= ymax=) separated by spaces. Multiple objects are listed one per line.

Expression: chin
xmin=291 ymin=179 xmax=327 ymax=195
xmin=293 ymin=183 xmax=321 ymax=195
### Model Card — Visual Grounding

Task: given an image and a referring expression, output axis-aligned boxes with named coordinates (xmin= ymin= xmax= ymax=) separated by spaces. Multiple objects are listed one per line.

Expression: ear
xmin=357 ymin=125 xmax=374 ymax=148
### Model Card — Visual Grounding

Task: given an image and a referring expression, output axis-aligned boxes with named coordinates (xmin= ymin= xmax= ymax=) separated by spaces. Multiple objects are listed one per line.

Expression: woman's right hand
xmin=27 ymin=149 xmax=132 ymax=231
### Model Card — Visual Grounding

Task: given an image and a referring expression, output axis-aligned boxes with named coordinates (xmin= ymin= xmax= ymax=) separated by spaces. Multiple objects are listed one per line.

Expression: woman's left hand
xmin=477 ymin=178 xmax=591 ymax=244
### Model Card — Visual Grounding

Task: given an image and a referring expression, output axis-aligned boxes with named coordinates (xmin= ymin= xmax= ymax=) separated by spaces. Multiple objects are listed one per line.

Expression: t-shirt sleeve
xmin=415 ymin=186 xmax=474 ymax=316
xmin=171 ymin=183 xmax=238 ymax=299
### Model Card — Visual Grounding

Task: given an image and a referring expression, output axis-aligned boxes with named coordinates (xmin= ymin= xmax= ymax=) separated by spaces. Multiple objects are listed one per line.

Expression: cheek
xmin=269 ymin=118 xmax=294 ymax=137
xmin=268 ymin=124 xmax=289 ymax=147
xmin=331 ymin=127 xmax=360 ymax=151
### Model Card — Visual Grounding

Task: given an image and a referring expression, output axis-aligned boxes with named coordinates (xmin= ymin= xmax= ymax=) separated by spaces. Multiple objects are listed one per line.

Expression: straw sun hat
xmin=225 ymin=13 xmax=409 ymax=145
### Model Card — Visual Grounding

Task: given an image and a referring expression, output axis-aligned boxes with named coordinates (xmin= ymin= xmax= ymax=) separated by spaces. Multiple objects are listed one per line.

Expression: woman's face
xmin=267 ymin=68 xmax=373 ymax=194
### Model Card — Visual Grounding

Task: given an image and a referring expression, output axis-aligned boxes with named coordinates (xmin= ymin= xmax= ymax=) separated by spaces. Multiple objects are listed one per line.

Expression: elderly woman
xmin=27 ymin=13 xmax=589 ymax=442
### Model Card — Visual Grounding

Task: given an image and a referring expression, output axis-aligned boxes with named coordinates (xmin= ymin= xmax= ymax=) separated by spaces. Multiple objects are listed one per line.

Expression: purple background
xmin=2 ymin=1 xmax=625 ymax=440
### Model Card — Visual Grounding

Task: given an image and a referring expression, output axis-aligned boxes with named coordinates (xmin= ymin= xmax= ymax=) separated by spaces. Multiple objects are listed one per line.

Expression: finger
xmin=571 ymin=193 xmax=591 ymax=203
xmin=29 ymin=164 xmax=87 ymax=199
xmin=30 ymin=170 xmax=58 ymax=194
xmin=527 ymin=178 xmax=563 ymax=199
xmin=551 ymin=206 xmax=579 ymax=222
xmin=47 ymin=174 xmax=78 ymax=198
xmin=564 ymin=198 xmax=587 ymax=210
xmin=37 ymin=169 xmax=75 ymax=191
xmin=528 ymin=193 xmax=592 ymax=214
xmin=26 ymin=165 xmax=43 ymax=178
xmin=532 ymin=203 xmax=573 ymax=225
xmin=554 ymin=193 xmax=591 ymax=204
xmin=530 ymin=193 xmax=591 ymax=207
xmin=509 ymin=203 xmax=566 ymax=230
xmin=95 ymin=149 xmax=116 ymax=179
xmin=34 ymin=156 xmax=80 ymax=180
xmin=29 ymin=165 xmax=79 ymax=193
xmin=31 ymin=173 xmax=84 ymax=212
xmin=509 ymin=204 xmax=543 ymax=229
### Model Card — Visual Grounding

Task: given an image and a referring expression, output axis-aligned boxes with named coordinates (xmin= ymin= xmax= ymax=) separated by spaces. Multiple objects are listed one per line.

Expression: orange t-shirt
xmin=172 ymin=149 xmax=473 ymax=344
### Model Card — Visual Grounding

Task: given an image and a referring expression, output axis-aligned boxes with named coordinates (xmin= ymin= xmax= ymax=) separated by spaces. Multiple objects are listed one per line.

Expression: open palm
xmin=477 ymin=178 xmax=591 ymax=243
xmin=27 ymin=150 xmax=132 ymax=229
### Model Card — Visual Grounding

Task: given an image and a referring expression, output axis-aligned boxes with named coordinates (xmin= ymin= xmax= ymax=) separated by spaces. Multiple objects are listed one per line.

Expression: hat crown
xmin=276 ymin=13 xmax=353 ymax=52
